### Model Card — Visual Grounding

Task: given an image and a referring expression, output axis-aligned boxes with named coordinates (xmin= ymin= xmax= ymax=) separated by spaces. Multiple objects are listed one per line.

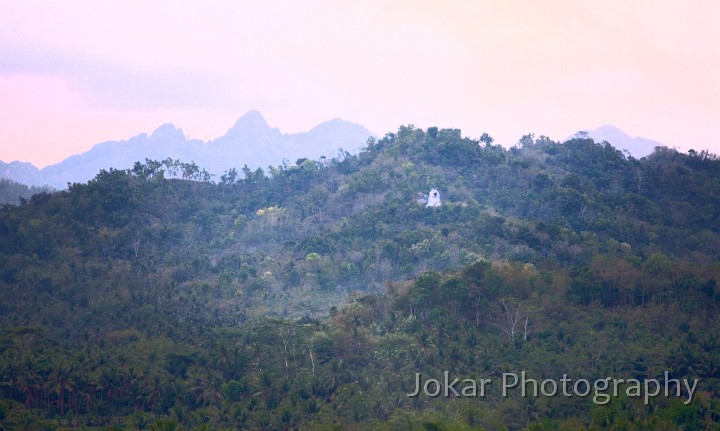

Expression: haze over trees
xmin=0 ymin=125 xmax=718 ymax=430
xmin=0 ymin=178 xmax=54 ymax=205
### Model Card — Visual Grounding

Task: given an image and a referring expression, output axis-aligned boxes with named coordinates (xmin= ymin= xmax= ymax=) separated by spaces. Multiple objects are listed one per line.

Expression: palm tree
xmin=188 ymin=369 xmax=224 ymax=407
xmin=129 ymin=411 xmax=153 ymax=430
xmin=0 ymin=400 xmax=12 ymax=431
xmin=49 ymin=359 xmax=76 ymax=416
xmin=16 ymin=366 xmax=38 ymax=410
xmin=210 ymin=343 xmax=230 ymax=378
xmin=11 ymin=411 xmax=35 ymax=431
xmin=148 ymin=417 xmax=182 ymax=431
xmin=0 ymin=355 xmax=19 ymax=400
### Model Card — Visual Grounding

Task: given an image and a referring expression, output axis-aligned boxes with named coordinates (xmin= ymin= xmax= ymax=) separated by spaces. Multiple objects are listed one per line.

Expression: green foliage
xmin=0 ymin=126 xmax=719 ymax=429
xmin=0 ymin=178 xmax=54 ymax=205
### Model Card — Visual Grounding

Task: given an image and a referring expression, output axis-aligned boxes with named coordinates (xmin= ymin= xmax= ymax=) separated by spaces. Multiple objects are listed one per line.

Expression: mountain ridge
xmin=585 ymin=124 xmax=663 ymax=158
xmin=0 ymin=111 xmax=372 ymax=188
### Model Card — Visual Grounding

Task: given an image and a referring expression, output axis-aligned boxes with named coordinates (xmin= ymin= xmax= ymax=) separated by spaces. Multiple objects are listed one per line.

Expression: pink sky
xmin=1 ymin=0 xmax=718 ymax=168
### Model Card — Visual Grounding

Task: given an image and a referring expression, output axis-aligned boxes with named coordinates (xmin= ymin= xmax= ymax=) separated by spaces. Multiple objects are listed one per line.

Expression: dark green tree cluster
xmin=0 ymin=255 xmax=718 ymax=429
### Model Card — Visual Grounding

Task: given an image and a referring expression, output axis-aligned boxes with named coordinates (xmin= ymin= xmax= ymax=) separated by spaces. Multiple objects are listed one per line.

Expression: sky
xmin=1 ymin=0 xmax=719 ymax=168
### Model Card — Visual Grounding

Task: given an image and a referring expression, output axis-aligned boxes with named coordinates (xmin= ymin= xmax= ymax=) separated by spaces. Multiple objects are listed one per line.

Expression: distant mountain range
xmin=0 ymin=110 xmax=372 ymax=189
xmin=1 ymin=117 xmax=664 ymax=189
xmin=584 ymin=125 xmax=663 ymax=158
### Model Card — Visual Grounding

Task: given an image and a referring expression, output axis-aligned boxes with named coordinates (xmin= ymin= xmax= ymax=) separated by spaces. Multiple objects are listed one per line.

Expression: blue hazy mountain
xmin=586 ymin=124 xmax=663 ymax=158
xmin=0 ymin=110 xmax=372 ymax=188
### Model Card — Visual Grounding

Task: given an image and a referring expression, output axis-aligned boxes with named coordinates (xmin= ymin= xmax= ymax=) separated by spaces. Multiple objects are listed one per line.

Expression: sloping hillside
xmin=0 ymin=125 xmax=719 ymax=429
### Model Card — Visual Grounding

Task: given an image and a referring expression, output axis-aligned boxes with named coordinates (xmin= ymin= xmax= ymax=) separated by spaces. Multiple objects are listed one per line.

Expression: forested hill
xmin=0 ymin=126 xmax=719 ymax=429
xmin=0 ymin=178 xmax=54 ymax=205
xmin=1 ymin=128 xmax=719 ymax=320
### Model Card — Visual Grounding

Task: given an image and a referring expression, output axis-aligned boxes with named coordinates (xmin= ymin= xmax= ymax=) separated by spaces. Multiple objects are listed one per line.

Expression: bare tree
xmin=278 ymin=325 xmax=297 ymax=380
xmin=306 ymin=337 xmax=315 ymax=375
xmin=492 ymin=299 xmax=531 ymax=342
xmin=131 ymin=231 xmax=142 ymax=259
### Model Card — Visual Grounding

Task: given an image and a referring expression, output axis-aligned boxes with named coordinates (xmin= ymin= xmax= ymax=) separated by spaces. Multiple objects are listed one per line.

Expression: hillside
xmin=0 ymin=126 xmax=719 ymax=429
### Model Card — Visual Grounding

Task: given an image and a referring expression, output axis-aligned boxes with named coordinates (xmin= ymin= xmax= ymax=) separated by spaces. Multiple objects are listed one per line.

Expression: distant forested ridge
xmin=0 ymin=126 xmax=718 ymax=429
xmin=0 ymin=178 xmax=53 ymax=205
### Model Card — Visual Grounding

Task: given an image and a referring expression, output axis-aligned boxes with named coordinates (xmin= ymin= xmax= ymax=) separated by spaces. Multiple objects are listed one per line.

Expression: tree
xmin=180 ymin=162 xmax=200 ymax=180
xmin=220 ymin=168 xmax=239 ymax=185
xmin=49 ymin=360 xmax=76 ymax=416
xmin=518 ymin=133 xmax=535 ymax=148
xmin=492 ymin=299 xmax=530 ymax=342
xmin=480 ymin=133 xmax=494 ymax=145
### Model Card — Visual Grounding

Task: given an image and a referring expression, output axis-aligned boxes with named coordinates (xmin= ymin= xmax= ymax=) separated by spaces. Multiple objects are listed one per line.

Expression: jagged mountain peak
xmin=225 ymin=110 xmax=273 ymax=136
xmin=151 ymin=123 xmax=186 ymax=142
xmin=1 ymin=111 xmax=372 ymax=188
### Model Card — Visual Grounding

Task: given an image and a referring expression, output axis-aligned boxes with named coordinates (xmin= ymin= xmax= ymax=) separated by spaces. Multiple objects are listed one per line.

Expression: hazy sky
xmin=1 ymin=0 xmax=718 ymax=168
